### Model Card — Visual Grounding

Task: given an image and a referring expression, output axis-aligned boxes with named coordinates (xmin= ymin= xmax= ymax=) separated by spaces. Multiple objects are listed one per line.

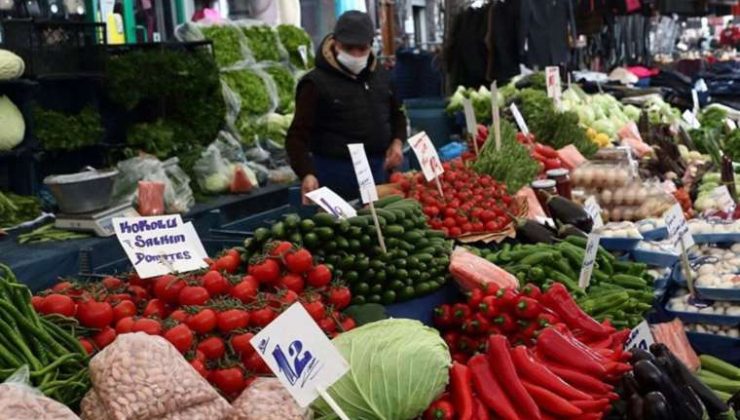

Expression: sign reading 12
xmin=272 ymin=340 xmax=319 ymax=387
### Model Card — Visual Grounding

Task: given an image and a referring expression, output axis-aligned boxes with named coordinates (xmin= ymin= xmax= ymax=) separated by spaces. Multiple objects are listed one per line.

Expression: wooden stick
xmin=317 ymin=387 xmax=350 ymax=420
xmin=368 ymin=201 xmax=387 ymax=253
xmin=680 ymin=240 xmax=695 ymax=297
xmin=434 ymin=176 xmax=445 ymax=201
xmin=491 ymin=81 xmax=501 ymax=151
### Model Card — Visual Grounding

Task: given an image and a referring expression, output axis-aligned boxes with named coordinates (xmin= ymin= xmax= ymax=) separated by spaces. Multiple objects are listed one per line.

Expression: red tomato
xmin=39 ymin=294 xmax=76 ymax=317
xmin=278 ymin=273 xmax=305 ymax=294
xmin=328 ymin=286 xmax=351 ymax=310
xmin=201 ymin=271 xmax=230 ymax=297
xmin=306 ymin=264 xmax=332 ymax=288
xmin=164 ymin=324 xmax=194 ymax=353
xmin=115 ymin=316 xmax=136 ymax=334
xmin=250 ymin=307 xmax=275 ymax=327
xmin=187 ymin=308 xmax=217 ymax=334
xmin=303 ymin=300 xmax=325 ymax=321
xmin=230 ymin=277 xmax=259 ymax=303
xmin=318 ymin=317 xmax=336 ymax=333
xmin=168 ymin=309 xmax=188 ymax=323
xmin=101 ymin=276 xmax=123 ymax=290
xmin=243 ymin=352 xmax=269 ymax=373
xmin=31 ymin=296 xmax=44 ymax=312
xmin=197 ymin=336 xmax=225 ymax=360
xmin=341 ymin=317 xmax=356 ymax=331
xmin=278 ymin=289 xmax=299 ymax=306
xmin=152 ymin=275 xmax=185 ymax=304
xmin=79 ymin=338 xmax=95 ymax=355
xmin=284 ymin=249 xmax=314 ymax=274
xmin=215 ymin=254 xmax=240 ymax=274
xmin=268 ymin=241 xmax=293 ymax=257
xmin=230 ymin=332 xmax=255 ymax=355
xmin=248 ymin=259 xmax=281 ymax=284
xmin=127 ymin=285 xmax=149 ymax=303
xmin=93 ymin=326 xmax=117 ymax=349
xmin=211 ymin=367 xmax=246 ymax=395
xmin=190 ymin=359 xmax=209 ymax=378
xmin=178 ymin=286 xmax=210 ymax=306
xmin=76 ymin=301 xmax=113 ymax=329
xmin=216 ymin=309 xmax=250 ymax=332
xmin=132 ymin=318 xmax=162 ymax=335
xmin=142 ymin=299 xmax=167 ymax=319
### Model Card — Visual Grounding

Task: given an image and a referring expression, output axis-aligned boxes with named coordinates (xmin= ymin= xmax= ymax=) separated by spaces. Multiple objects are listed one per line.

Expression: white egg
xmin=613 ymin=189 xmax=625 ymax=205
xmin=601 ymin=190 xmax=613 ymax=205
xmin=697 ymin=264 xmax=717 ymax=275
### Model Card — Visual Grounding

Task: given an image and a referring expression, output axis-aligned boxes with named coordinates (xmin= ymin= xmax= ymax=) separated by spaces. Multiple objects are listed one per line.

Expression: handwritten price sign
xmin=408 ymin=132 xmax=444 ymax=182
xmin=305 ymin=187 xmax=357 ymax=219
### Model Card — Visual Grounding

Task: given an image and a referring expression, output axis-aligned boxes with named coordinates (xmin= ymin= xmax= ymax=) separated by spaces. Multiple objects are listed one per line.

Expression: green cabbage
xmin=0 ymin=95 xmax=25 ymax=151
xmin=313 ymin=319 xmax=450 ymax=420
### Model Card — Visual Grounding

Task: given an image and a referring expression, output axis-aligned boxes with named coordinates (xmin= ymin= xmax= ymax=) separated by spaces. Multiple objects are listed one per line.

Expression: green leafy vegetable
xmin=0 ymin=191 xmax=41 ymax=228
xmin=240 ymin=24 xmax=283 ymax=62
xmin=263 ymin=65 xmax=296 ymax=113
xmin=200 ymin=25 xmax=246 ymax=68
xmin=277 ymin=24 xmax=314 ymax=69
xmin=32 ymin=106 xmax=103 ymax=151
xmin=472 ymin=119 xmax=540 ymax=191
xmin=255 ymin=112 xmax=293 ymax=146
xmin=222 ymin=69 xmax=272 ymax=116
xmin=312 ymin=319 xmax=450 ymax=420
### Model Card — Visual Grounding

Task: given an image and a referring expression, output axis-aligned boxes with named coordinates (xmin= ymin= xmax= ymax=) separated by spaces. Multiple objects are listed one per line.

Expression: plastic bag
xmin=276 ymin=24 xmax=315 ymax=70
xmin=111 ymin=156 xmax=195 ymax=214
xmin=233 ymin=19 xmax=288 ymax=63
xmin=0 ymin=366 xmax=80 ymax=420
xmin=254 ymin=62 xmax=296 ymax=113
xmin=267 ymin=165 xmax=297 ymax=184
xmin=88 ymin=333 xmax=229 ymax=420
xmin=221 ymin=64 xmax=279 ymax=145
xmin=81 ymin=388 xmax=232 ymax=420
xmin=137 ymin=181 xmax=165 ymax=216
xmin=228 ymin=377 xmax=308 ymax=420
xmin=194 ymin=131 xmax=260 ymax=194
xmin=449 ymin=246 xmax=519 ymax=291
xmin=175 ymin=20 xmax=253 ymax=69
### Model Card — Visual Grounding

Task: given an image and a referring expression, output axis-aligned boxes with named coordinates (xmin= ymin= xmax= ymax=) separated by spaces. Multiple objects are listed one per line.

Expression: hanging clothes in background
xmin=443 ymin=3 xmax=491 ymax=88
xmin=519 ymin=0 xmax=576 ymax=69
xmin=277 ymin=0 xmax=300 ymax=25
xmin=485 ymin=0 xmax=522 ymax=83
xmin=250 ymin=0 xmax=279 ymax=25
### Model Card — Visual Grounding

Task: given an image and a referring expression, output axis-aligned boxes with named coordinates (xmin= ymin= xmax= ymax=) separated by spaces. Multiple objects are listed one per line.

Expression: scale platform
xmin=55 ymin=203 xmax=139 ymax=237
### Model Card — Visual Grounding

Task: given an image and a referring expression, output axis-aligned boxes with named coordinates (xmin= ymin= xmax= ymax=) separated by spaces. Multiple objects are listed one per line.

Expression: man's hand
xmin=384 ymin=139 xmax=403 ymax=170
xmin=301 ymin=174 xmax=319 ymax=204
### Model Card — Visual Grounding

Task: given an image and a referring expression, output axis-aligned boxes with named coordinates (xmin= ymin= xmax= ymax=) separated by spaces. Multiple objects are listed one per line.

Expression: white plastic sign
xmin=682 ymin=110 xmax=701 ymax=129
xmin=664 ymin=203 xmax=695 ymax=250
xmin=624 ymin=320 xmax=655 ymax=351
xmin=462 ymin=98 xmax=477 ymax=136
xmin=710 ymin=185 xmax=736 ymax=214
xmin=183 ymin=222 xmax=208 ymax=260
xmin=545 ymin=66 xmax=562 ymax=106
xmin=691 ymin=89 xmax=699 ymax=115
xmin=112 ymin=215 xmax=208 ymax=278
xmin=297 ymin=45 xmax=308 ymax=67
xmin=584 ymin=196 xmax=604 ymax=229
xmin=306 ymin=187 xmax=357 ymax=219
xmin=408 ymin=132 xmax=444 ymax=182
xmin=726 ymin=119 xmax=737 ymax=131
xmin=510 ymin=103 xmax=529 ymax=135
xmin=250 ymin=303 xmax=350 ymax=408
xmin=347 ymin=143 xmax=379 ymax=204
xmin=578 ymin=233 xmax=600 ymax=289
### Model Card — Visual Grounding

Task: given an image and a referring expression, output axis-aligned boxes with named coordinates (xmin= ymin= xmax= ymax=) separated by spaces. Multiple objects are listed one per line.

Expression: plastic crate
xmin=0 ymin=19 xmax=106 ymax=78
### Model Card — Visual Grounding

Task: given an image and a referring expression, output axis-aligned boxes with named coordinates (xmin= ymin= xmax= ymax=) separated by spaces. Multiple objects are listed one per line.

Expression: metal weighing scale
xmin=55 ymin=203 xmax=139 ymax=237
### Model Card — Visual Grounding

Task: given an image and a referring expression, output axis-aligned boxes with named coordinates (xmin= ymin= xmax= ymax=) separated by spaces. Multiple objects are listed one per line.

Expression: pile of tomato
xmin=32 ymin=244 xmax=355 ymax=398
xmin=392 ymin=160 xmax=519 ymax=237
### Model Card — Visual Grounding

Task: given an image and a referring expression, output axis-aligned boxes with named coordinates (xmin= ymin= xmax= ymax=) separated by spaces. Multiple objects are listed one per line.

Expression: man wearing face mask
xmin=286 ymin=11 xmax=406 ymax=202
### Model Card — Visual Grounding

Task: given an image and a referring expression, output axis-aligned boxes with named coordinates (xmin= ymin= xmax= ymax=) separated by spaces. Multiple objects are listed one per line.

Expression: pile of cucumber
xmin=242 ymin=196 xmax=453 ymax=304
xmin=473 ymin=236 xmax=654 ymax=328
xmin=699 ymin=354 xmax=740 ymax=405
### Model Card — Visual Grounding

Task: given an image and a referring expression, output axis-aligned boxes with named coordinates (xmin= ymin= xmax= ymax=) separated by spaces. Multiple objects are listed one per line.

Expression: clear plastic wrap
xmin=228 ymin=377 xmax=308 ymax=420
xmin=221 ymin=64 xmax=279 ymax=145
xmin=0 ymin=366 xmax=80 ymax=420
xmin=174 ymin=20 xmax=254 ymax=69
xmin=276 ymin=24 xmax=315 ymax=70
xmin=254 ymin=61 xmax=296 ymax=113
xmin=234 ymin=19 xmax=288 ymax=63
xmin=194 ymin=131 xmax=260 ymax=194
xmin=111 ymin=156 xmax=195 ymax=214
xmin=87 ymin=333 xmax=229 ymax=420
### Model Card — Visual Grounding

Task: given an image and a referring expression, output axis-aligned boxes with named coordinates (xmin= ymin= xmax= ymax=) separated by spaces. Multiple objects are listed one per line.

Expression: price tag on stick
xmin=578 ymin=233 xmax=600 ymax=289
xmin=546 ymin=66 xmax=562 ymax=108
xmin=408 ymin=132 xmax=445 ymax=199
xmin=584 ymin=196 xmax=604 ymax=229
xmin=624 ymin=320 xmax=655 ymax=351
xmin=510 ymin=103 xmax=529 ymax=135
xmin=710 ymin=185 xmax=736 ymax=215
xmin=251 ymin=303 xmax=350 ymax=418
xmin=306 ymin=187 xmax=358 ymax=219
xmin=347 ymin=143 xmax=386 ymax=253
xmin=491 ymin=81 xmax=501 ymax=151
xmin=462 ymin=98 xmax=479 ymax=156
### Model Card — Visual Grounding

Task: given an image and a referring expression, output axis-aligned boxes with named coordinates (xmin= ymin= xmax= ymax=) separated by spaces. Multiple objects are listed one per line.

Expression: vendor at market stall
xmin=285 ymin=11 xmax=406 ymax=201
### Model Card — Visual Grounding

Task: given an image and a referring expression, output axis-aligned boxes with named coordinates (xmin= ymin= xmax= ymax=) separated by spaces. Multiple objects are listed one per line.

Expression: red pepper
xmin=521 ymin=283 xmax=542 ymax=300
xmin=514 ymin=296 xmax=542 ymax=319
xmin=450 ymin=362 xmax=474 ymax=420
xmin=473 ymin=398 xmax=490 ymax=420
xmin=452 ymin=303 xmax=472 ymax=325
xmin=467 ymin=354 xmax=520 ymax=420
xmin=537 ymin=311 xmax=560 ymax=328
xmin=424 ymin=398 xmax=455 ymax=420
xmin=588 ymin=335 xmax=613 ymax=349
xmin=571 ymin=413 xmax=604 ymax=420
xmin=433 ymin=304 xmax=453 ymax=328
xmin=510 ymin=345 xmax=592 ymax=401
xmin=521 ymin=380 xmax=582 ymax=417
xmin=534 ymin=143 xmax=559 ymax=159
xmin=610 ymin=329 xmax=630 ymax=349
xmin=521 ymin=321 xmax=540 ymax=340
xmin=457 ymin=336 xmax=476 ymax=354
xmin=541 ymin=361 xmax=613 ymax=395
xmin=536 ymin=328 xmax=607 ymax=378
xmin=481 ymin=283 xmax=499 ymax=296
xmin=452 ymin=352 xmax=469 ymax=364
xmin=478 ymin=295 xmax=499 ymax=318
xmin=572 ymin=398 xmax=610 ymax=413
xmin=531 ymin=150 xmax=548 ymax=162
xmin=474 ymin=313 xmax=492 ymax=334
xmin=487 ymin=335 xmax=541 ymax=419
xmin=467 ymin=288 xmax=484 ymax=309
xmin=540 ymin=283 xmax=609 ymax=339
xmin=544 ymin=158 xmax=562 ymax=170
xmin=442 ymin=331 xmax=459 ymax=350
xmin=495 ymin=288 xmax=518 ymax=310
xmin=493 ymin=313 xmax=516 ymax=333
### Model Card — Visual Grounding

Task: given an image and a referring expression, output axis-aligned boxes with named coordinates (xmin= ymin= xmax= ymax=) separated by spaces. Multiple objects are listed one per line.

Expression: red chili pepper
xmin=467 ymin=354 xmax=520 ymax=420
xmin=495 ymin=288 xmax=518 ymax=310
xmin=450 ymin=362 xmax=474 ymax=420
xmin=610 ymin=329 xmax=630 ymax=348
xmin=467 ymin=288 xmax=484 ymax=309
xmin=514 ymin=296 xmax=542 ymax=319
xmin=493 ymin=313 xmax=516 ymax=333
xmin=536 ymin=328 xmax=607 ymax=378
xmin=534 ymin=143 xmax=559 ymax=159
xmin=452 ymin=352 xmax=469 ymax=364
xmin=442 ymin=331 xmax=459 ymax=350
xmin=486 ymin=335 xmax=541 ymax=419
xmin=588 ymin=335 xmax=613 ymax=349
xmin=572 ymin=398 xmax=610 ymax=413
xmin=510 ymin=346 xmax=592 ymax=401
xmin=521 ymin=380 xmax=582 ymax=417
xmin=521 ymin=321 xmax=540 ymax=340
xmin=539 ymin=283 xmax=609 ymax=339
xmin=542 ymin=361 xmax=613 ymax=395
xmin=478 ymin=295 xmax=500 ymax=318
xmin=452 ymin=303 xmax=472 ymax=325
xmin=570 ymin=413 xmax=603 ymax=420
xmin=424 ymin=398 xmax=455 ymax=420
xmin=536 ymin=311 xmax=560 ymax=328
xmin=544 ymin=158 xmax=562 ymax=170
xmin=481 ymin=283 xmax=499 ymax=296
xmin=531 ymin=150 xmax=548 ymax=162
xmin=521 ymin=283 xmax=542 ymax=300
xmin=473 ymin=398 xmax=490 ymax=420
xmin=433 ymin=304 xmax=453 ymax=328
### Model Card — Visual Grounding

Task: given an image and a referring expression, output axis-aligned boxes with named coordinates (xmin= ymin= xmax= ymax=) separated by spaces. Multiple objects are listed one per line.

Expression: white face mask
xmin=337 ymin=50 xmax=369 ymax=75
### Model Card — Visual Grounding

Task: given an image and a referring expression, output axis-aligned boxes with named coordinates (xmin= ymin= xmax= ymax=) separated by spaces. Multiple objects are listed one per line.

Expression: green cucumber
xmin=701 ymin=355 xmax=740 ymax=380
xmin=612 ymin=274 xmax=648 ymax=289
xmin=313 ymin=212 xmax=337 ymax=227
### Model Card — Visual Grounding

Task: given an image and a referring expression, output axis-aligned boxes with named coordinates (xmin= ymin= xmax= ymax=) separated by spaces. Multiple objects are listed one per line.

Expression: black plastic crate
xmin=0 ymin=19 xmax=106 ymax=78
